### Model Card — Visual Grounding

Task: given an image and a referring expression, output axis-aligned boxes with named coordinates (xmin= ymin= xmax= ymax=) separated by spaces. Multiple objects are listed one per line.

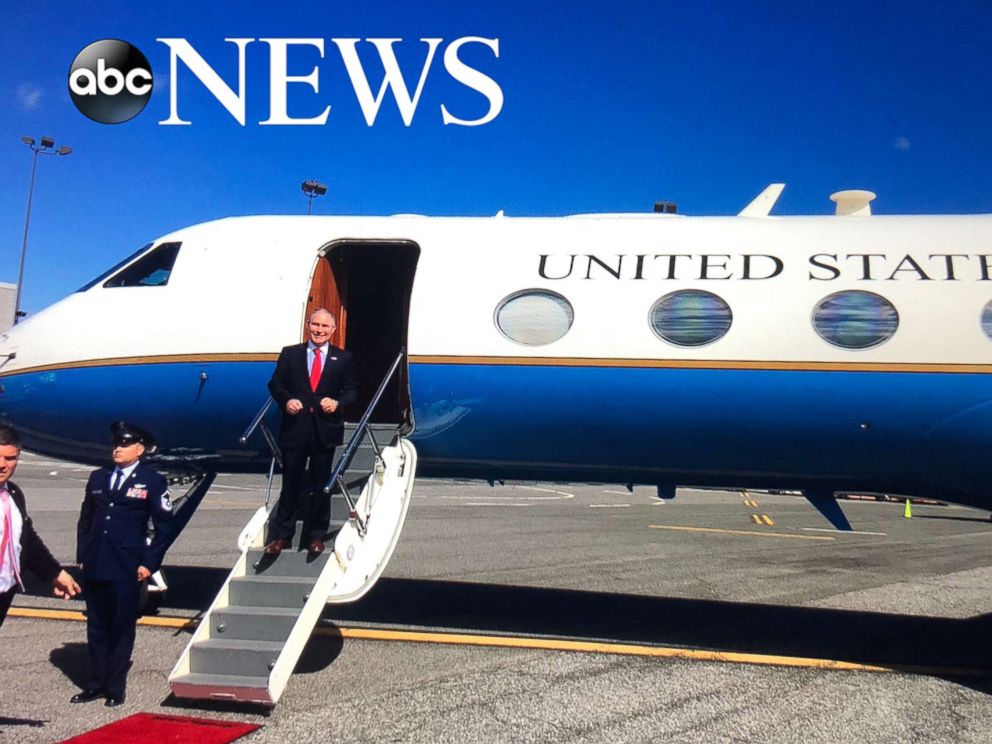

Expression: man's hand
xmin=137 ymin=566 xmax=151 ymax=582
xmin=286 ymin=399 xmax=304 ymax=415
xmin=52 ymin=569 xmax=81 ymax=598
xmin=319 ymin=397 xmax=339 ymax=414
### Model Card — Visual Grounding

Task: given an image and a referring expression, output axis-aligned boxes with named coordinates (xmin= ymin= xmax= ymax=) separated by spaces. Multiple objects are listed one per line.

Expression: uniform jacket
xmin=76 ymin=462 xmax=173 ymax=581
xmin=268 ymin=342 xmax=358 ymax=449
xmin=6 ymin=481 xmax=61 ymax=587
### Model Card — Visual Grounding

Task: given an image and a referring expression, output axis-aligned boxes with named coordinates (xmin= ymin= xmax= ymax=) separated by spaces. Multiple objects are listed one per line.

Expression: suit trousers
xmin=84 ymin=578 xmax=140 ymax=696
xmin=270 ymin=443 xmax=337 ymax=542
xmin=0 ymin=587 xmax=15 ymax=628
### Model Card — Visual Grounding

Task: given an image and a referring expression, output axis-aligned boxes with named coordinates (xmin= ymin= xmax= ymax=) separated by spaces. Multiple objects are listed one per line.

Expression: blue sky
xmin=2 ymin=1 xmax=991 ymax=312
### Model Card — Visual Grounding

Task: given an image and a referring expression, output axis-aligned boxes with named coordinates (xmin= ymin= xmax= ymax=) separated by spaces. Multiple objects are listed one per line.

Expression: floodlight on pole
xmin=16 ymin=136 xmax=72 ymax=324
xmin=301 ymin=179 xmax=328 ymax=215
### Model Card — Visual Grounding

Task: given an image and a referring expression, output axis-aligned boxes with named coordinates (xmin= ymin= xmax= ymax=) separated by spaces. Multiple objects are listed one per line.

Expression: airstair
xmin=169 ymin=352 xmax=415 ymax=706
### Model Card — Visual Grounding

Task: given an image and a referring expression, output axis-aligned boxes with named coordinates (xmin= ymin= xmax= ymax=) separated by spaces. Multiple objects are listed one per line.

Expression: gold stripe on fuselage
xmin=0 ymin=352 xmax=279 ymax=377
xmin=407 ymin=355 xmax=992 ymax=374
xmin=3 ymin=353 xmax=992 ymax=377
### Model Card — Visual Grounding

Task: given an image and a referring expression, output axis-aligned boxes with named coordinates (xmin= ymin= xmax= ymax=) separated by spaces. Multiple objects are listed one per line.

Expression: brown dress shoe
xmin=307 ymin=539 xmax=325 ymax=555
xmin=264 ymin=539 xmax=291 ymax=555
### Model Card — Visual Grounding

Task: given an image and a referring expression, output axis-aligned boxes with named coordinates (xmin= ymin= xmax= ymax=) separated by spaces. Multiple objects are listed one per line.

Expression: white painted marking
xmin=800 ymin=527 xmax=888 ymax=536
xmin=589 ymin=504 xmax=631 ymax=508
xmin=602 ymin=489 xmax=632 ymax=495
xmin=431 ymin=486 xmax=574 ymax=502
xmin=464 ymin=503 xmax=534 ymax=507
xmin=517 ymin=485 xmax=575 ymax=500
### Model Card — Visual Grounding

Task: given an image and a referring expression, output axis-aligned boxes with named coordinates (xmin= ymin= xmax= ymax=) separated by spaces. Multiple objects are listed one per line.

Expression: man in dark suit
xmin=71 ymin=421 xmax=173 ymax=708
xmin=265 ymin=307 xmax=357 ymax=556
xmin=0 ymin=425 xmax=80 ymax=627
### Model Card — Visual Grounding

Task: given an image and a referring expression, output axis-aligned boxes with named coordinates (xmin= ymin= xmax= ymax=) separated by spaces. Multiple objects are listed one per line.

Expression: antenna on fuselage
xmin=829 ymin=189 xmax=876 ymax=216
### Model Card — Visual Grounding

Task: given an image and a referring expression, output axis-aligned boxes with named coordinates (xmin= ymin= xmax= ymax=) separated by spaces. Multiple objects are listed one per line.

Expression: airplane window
xmin=982 ymin=302 xmax=992 ymax=341
xmin=650 ymin=290 xmax=732 ymax=346
xmin=102 ymin=242 xmax=181 ymax=288
xmin=496 ymin=290 xmax=574 ymax=345
xmin=76 ymin=243 xmax=153 ymax=291
xmin=812 ymin=291 xmax=898 ymax=349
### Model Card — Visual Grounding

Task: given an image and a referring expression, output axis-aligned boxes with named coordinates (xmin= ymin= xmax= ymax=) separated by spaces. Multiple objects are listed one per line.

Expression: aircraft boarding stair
xmin=169 ymin=353 xmax=415 ymax=706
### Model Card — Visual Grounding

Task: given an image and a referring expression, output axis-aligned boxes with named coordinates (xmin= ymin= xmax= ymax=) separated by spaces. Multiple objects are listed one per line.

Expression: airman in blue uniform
xmin=71 ymin=421 xmax=173 ymax=708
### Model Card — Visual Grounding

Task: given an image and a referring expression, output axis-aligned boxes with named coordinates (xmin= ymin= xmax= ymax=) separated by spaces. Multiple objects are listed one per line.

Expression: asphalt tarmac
xmin=4 ymin=452 xmax=992 ymax=743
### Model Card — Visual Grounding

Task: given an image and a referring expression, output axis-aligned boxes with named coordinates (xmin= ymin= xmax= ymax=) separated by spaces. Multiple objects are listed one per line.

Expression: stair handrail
xmin=240 ymin=396 xmax=275 ymax=445
xmin=322 ymin=348 xmax=406 ymax=496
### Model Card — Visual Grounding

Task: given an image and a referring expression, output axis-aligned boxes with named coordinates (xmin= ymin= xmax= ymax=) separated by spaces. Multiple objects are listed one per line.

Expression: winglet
xmin=738 ymin=183 xmax=786 ymax=217
xmin=803 ymin=489 xmax=853 ymax=531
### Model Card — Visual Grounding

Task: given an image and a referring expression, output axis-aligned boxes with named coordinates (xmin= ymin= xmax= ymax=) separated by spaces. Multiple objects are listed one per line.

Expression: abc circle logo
xmin=69 ymin=40 xmax=153 ymax=124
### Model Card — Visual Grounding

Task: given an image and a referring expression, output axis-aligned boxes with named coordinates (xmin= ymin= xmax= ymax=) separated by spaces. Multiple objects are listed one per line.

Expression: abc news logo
xmin=67 ymin=37 xmax=503 ymax=127
xmin=69 ymin=40 xmax=153 ymax=124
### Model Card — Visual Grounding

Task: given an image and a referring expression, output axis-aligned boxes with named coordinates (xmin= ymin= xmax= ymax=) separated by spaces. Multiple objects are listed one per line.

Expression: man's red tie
xmin=310 ymin=347 xmax=322 ymax=392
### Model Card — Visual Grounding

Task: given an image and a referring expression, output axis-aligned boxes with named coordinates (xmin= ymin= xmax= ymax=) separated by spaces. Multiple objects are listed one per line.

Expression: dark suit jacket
xmin=268 ymin=342 xmax=358 ymax=449
xmin=6 ymin=481 xmax=61 ymax=587
xmin=76 ymin=463 xmax=173 ymax=581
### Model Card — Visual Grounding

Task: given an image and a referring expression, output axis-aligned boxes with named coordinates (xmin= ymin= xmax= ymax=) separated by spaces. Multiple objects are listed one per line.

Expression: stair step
xmin=228 ymin=575 xmax=316 ymax=609
xmin=247 ymin=546 xmax=332 ymax=578
xmin=263 ymin=519 xmax=347 ymax=545
xmin=210 ymin=606 xmax=301 ymax=642
xmin=172 ymin=672 xmax=269 ymax=697
xmin=190 ymin=638 xmax=284 ymax=677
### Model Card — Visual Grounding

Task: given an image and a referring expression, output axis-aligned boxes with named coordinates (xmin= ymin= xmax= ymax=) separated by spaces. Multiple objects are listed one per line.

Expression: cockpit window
xmin=76 ymin=243 xmax=153 ymax=292
xmin=102 ymin=242 xmax=181 ymax=288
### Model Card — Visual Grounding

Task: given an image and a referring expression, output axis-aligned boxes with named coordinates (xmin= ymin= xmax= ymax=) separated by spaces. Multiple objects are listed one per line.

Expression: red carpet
xmin=58 ymin=712 xmax=261 ymax=743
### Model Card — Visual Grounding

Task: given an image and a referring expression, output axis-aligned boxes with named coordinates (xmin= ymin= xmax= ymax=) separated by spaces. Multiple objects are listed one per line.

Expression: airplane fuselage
xmin=1 ymin=212 xmax=991 ymax=509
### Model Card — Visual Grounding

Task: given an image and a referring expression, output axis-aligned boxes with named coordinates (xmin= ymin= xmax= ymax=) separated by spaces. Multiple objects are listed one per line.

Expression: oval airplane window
xmin=650 ymin=290 xmax=732 ymax=347
xmin=496 ymin=290 xmax=574 ymax=345
xmin=813 ymin=291 xmax=899 ymax=349
xmin=982 ymin=301 xmax=992 ymax=341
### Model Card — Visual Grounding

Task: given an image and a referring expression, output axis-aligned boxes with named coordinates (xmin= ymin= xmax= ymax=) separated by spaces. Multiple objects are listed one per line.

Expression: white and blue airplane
xmin=0 ymin=185 xmax=990 ymax=528
xmin=5 ymin=184 xmax=992 ymax=704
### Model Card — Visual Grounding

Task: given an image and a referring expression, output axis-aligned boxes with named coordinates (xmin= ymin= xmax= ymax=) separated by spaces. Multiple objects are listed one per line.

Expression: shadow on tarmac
xmin=25 ymin=567 xmax=992 ymax=694
xmin=913 ymin=514 xmax=992 ymax=525
xmin=49 ymin=642 xmax=90 ymax=689
xmin=0 ymin=715 xmax=48 ymax=728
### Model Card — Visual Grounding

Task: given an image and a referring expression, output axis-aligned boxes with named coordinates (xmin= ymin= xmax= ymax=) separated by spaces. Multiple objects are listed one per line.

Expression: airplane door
xmin=306 ymin=240 xmax=419 ymax=430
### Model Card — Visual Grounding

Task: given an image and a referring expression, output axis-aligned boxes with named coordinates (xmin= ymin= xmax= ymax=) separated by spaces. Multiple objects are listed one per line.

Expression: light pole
xmin=301 ymin=180 xmax=327 ymax=215
xmin=16 ymin=136 xmax=72 ymax=324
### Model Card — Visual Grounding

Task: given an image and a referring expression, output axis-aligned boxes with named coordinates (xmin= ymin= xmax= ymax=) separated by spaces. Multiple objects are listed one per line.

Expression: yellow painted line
xmin=762 ymin=514 xmax=775 ymax=526
xmin=12 ymin=606 xmax=992 ymax=677
xmin=751 ymin=514 xmax=762 ymax=525
xmin=408 ymin=355 xmax=992 ymax=375
xmin=324 ymin=626 xmax=896 ymax=673
xmin=8 ymin=607 xmax=197 ymax=629
xmin=651 ymin=524 xmax=835 ymax=541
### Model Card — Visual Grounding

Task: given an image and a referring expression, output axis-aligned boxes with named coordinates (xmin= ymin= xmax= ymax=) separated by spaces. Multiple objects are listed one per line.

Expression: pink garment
xmin=0 ymin=489 xmax=22 ymax=590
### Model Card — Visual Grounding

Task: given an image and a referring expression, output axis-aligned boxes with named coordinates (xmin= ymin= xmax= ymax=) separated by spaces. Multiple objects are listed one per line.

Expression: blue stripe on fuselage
xmin=1 ymin=360 xmax=990 ymax=507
